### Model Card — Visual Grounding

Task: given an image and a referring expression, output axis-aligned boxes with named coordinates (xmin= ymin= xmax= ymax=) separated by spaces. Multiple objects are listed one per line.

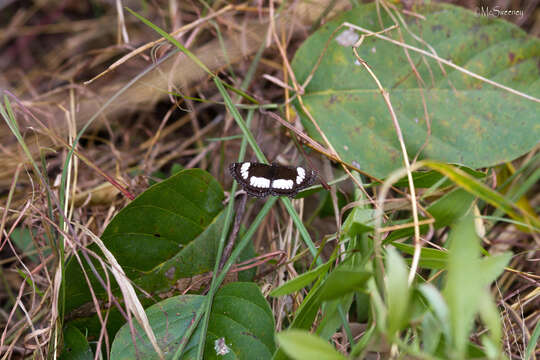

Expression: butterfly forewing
xmin=229 ymin=162 xmax=272 ymax=198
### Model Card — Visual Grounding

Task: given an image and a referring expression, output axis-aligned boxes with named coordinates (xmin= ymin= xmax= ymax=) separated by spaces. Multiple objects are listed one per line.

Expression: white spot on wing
xmin=240 ymin=162 xmax=250 ymax=179
xmin=250 ymin=176 xmax=270 ymax=188
xmin=272 ymin=179 xmax=294 ymax=190
xmin=296 ymin=167 xmax=306 ymax=184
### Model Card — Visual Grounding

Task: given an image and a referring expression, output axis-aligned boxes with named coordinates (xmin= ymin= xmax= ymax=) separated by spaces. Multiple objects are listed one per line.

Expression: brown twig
xmin=218 ymin=193 xmax=247 ymax=272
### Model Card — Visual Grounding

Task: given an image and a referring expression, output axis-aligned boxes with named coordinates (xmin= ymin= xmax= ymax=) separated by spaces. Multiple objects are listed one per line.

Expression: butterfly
xmin=229 ymin=162 xmax=316 ymax=198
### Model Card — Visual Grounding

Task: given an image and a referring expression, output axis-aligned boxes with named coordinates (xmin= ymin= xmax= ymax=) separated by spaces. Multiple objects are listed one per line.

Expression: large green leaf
xmin=110 ymin=282 xmax=275 ymax=360
xmin=292 ymin=3 xmax=539 ymax=179
xmin=64 ymin=169 xmax=224 ymax=313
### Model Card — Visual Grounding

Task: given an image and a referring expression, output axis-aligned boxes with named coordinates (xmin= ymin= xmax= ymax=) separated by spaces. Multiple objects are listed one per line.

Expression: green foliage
xmin=61 ymin=161 xmax=514 ymax=359
xmin=58 ymin=3 xmax=532 ymax=359
xmin=270 ymin=177 xmax=512 ymax=359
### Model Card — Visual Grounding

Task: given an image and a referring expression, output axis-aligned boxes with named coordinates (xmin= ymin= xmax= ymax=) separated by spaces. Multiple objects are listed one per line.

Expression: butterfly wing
xmin=270 ymin=165 xmax=316 ymax=198
xmin=229 ymin=162 xmax=272 ymax=198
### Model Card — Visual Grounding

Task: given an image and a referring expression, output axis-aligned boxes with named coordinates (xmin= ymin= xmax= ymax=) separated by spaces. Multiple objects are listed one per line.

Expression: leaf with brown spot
xmin=292 ymin=3 xmax=539 ymax=178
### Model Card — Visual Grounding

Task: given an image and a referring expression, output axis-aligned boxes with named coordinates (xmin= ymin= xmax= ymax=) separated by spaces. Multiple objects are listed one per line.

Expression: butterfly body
xmin=229 ymin=162 xmax=316 ymax=198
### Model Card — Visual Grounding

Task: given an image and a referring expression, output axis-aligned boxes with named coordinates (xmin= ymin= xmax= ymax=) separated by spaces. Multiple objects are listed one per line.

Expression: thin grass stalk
xmin=191 ymin=110 xmax=252 ymax=359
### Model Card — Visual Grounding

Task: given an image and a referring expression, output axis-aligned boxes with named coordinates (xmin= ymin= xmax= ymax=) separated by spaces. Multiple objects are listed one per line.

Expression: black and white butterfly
xmin=229 ymin=162 xmax=317 ymax=198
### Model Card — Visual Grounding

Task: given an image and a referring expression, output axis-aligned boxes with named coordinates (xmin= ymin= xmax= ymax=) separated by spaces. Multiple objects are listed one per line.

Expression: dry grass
xmin=0 ymin=0 xmax=538 ymax=359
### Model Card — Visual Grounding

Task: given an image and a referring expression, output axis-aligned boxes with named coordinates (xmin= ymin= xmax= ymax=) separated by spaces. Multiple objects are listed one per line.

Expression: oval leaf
xmin=111 ymin=282 xmax=275 ymax=360
xmin=292 ymin=3 xmax=539 ymax=179
xmin=65 ymin=169 xmax=224 ymax=313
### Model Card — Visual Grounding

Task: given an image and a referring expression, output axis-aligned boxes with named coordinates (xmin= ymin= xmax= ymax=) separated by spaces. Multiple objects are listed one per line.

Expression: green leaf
xmin=276 ymin=330 xmax=347 ymax=360
xmin=418 ymin=284 xmax=450 ymax=345
xmin=271 ymin=281 xmax=327 ymax=360
xmin=478 ymin=292 xmax=502 ymax=358
xmin=318 ymin=267 xmax=371 ymax=301
xmin=385 ymin=248 xmax=411 ymax=338
xmin=270 ymin=262 xmax=332 ymax=297
xmin=478 ymin=252 xmax=512 ymax=286
xmin=421 ymin=312 xmax=442 ymax=354
xmin=10 ymin=227 xmax=50 ymax=263
xmin=384 ymin=188 xmax=475 ymax=244
xmin=525 ymin=318 xmax=540 ymax=360
xmin=443 ymin=213 xmax=482 ymax=357
xmin=281 ymin=273 xmax=328 ymax=332
xmin=341 ymin=207 xmax=376 ymax=237
xmin=368 ymin=277 xmax=387 ymax=334
xmin=64 ymin=169 xmax=224 ymax=313
xmin=158 ymin=210 xmax=229 ymax=279
xmin=426 ymin=162 xmax=539 ymax=228
xmin=391 ymin=232 xmax=511 ymax=274
xmin=393 ymin=167 xmax=485 ymax=188
xmin=316 ymin=295 xmax=354 ymax=340
xmin=60 ymin=325 xmax=93 ymax=360
xmin=391 ymin=242 xmax=448 ymax=270
xmin=272 ymin=238 xmax=370 ymax=359
xmin=292 ymin=3 xmax=539 ymax=179
xmin=428 ymin=188 xmax=475 ymax=228
xmin=271 ymin=265 xmax=371 ymax=358
xmin=112 ymin=295 xmax=203 ymax=359
xmin=111 ymin=282 xmax=275 ymax=360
